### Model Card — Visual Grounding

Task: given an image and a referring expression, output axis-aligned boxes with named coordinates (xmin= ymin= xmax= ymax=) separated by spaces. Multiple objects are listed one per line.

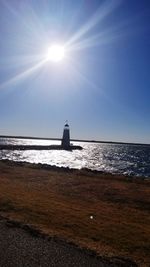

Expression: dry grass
xmin=0 ymin=160 xmax=150 ymax=266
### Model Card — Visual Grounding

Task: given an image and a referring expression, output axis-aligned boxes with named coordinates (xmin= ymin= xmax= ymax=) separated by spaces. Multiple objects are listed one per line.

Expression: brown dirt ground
xmin=0 ymin=160 xmax=150 ymax=266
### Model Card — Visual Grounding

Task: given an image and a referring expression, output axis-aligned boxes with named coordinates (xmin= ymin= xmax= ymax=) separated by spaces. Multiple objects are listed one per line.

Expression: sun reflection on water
xmin=0 ymin=138 xmax=150 ymax=177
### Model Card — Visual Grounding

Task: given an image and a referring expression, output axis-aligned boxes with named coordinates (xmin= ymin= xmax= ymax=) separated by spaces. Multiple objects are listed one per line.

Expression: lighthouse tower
xmin=61 ymin=121 xmax=70 ymax=149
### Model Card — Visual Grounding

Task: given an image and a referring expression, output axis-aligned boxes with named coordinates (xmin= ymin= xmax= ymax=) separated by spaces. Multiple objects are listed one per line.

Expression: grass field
xmin=0 ymin=160 xmax=150 ymax=266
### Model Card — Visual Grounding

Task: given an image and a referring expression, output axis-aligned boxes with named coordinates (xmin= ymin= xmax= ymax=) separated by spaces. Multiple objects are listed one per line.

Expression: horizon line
xmin=0 ymin=134 xmax=150 ymax=146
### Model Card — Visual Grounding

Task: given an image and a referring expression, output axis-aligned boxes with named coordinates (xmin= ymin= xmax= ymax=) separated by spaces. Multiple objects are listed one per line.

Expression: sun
xmin=46 ymin=44 xmax=65 ymax=62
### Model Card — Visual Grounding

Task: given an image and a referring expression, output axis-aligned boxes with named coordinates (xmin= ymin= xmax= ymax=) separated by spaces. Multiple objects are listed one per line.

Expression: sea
xmin=0 ymin=137 xmax=150 ymax=178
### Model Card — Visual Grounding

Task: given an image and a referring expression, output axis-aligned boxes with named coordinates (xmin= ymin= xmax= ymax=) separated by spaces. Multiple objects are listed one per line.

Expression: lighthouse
xmin=61 ymin=121 xmax=70 ymax=149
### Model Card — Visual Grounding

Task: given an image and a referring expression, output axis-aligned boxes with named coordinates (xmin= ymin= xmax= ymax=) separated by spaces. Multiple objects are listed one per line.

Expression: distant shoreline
xmin=0 ymin=135 xmax=150 ymax=146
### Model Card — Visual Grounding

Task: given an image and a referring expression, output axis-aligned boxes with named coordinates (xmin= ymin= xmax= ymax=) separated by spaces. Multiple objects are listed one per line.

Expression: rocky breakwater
xmin=0 ymin=144 xmax=83 ymax=151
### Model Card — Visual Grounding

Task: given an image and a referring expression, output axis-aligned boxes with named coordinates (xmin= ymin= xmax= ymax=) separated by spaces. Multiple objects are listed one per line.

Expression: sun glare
xmin=46 ymin=44 xmax=65 ymax=62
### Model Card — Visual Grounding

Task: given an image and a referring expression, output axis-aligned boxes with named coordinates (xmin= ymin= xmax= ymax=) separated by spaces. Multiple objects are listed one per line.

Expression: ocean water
xmin=0 ymin=137 xmax=150 ymax=177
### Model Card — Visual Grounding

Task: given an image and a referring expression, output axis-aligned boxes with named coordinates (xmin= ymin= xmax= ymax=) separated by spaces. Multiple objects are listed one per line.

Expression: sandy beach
xmin=0 ymin=160 xmax=149 ymax=266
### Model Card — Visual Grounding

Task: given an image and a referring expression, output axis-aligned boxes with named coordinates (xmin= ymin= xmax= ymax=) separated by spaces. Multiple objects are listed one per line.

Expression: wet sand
xmin=0 ymin=160 xmax=149 ymax=266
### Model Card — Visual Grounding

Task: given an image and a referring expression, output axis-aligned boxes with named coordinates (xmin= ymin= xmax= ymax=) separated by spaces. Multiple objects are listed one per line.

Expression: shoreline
xmin=0 ymin=159 xmax=149 ymax=180
xmin=0 ymin=160 xmax=149 ymax=266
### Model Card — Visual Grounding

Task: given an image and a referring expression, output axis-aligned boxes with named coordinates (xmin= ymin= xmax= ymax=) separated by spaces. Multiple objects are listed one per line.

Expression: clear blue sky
xmin=0 ymin=0 xmax=150 ymax=143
